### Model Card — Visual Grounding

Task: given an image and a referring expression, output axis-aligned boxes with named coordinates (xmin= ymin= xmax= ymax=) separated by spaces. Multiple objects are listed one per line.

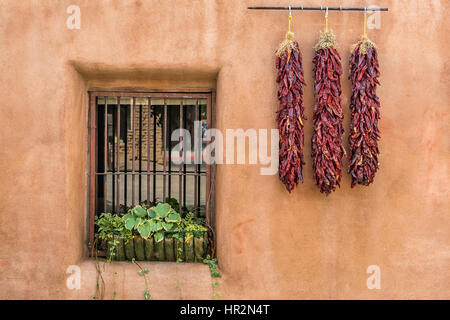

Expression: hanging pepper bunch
xmin=275 ymin=31 xmax=307 ymax=192
xmin=348 ymin=36 xmax=381 ymax=187
xmin=311 ymin=30 xmax=345 ymax=195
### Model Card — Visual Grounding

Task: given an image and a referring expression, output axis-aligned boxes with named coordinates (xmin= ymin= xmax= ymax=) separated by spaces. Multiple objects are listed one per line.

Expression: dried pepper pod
xmin=311 ymin=30 xmax=345 ymax=195
xmin=276 ymin=31 xmax=307 ymax=192
xmin=348 ymin=36 xmax=381 ymax=187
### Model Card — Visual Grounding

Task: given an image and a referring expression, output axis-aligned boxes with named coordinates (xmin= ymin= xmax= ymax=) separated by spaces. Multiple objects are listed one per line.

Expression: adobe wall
xmin=0 ymin=0 xmax=448 ymax=299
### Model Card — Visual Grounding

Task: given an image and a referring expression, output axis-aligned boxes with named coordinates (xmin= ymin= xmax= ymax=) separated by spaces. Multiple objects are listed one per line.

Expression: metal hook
xmin=326 ymin=6 xmax=328 ymax=17
xmin=288 ymin=5 xmax=291 ymax=17
xmin=320 ymin=5 xmax=323 ymax=11
xmin=364 ymin=7 xmax=367 ymax=17
xmin=339 ymin=5 xmax=342 ymax=11
xmin=301 ymin=5 xmax=304 ymax=11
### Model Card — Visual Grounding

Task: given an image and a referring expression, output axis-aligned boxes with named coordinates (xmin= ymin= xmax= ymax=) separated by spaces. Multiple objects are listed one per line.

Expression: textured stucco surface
xmin=0 ymin=0 xmax=449 ymax=299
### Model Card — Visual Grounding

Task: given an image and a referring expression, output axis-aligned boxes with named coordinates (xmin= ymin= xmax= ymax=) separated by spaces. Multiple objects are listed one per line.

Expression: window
xmin=88 ymin=91 xmax=214 ymax=253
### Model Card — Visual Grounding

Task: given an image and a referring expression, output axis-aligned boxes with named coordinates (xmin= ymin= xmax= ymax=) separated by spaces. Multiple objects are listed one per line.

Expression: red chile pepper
xmin=311 ymin=31 xmax=345 ymax=195
xmin=276 ymin=32 xmax=306 ymax=192
xmin=348 ymin=39 xmax=381 ymax=187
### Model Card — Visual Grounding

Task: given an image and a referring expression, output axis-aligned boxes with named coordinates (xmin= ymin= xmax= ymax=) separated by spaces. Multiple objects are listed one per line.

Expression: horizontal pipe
xmin=248 ymin=6 xmax=388 ymax=11
xmin=95 ymin=172 xmax=206 ymax=176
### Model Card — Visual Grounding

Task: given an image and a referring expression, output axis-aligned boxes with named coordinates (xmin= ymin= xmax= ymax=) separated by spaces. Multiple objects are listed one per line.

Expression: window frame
xmin=87 ymin=90 xmax=215 ymax=256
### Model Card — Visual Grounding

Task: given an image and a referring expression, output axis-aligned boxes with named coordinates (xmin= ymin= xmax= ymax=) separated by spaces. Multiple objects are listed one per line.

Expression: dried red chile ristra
xmin=276 ymin=32 xmax=306 ymax=192
xmin=311 ymin=32 xmax=345 ymax=195
xmin=348 ymin=39 xmax=381 ymax=187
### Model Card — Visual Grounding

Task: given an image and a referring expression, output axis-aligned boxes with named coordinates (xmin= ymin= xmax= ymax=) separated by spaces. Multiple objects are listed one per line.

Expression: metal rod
xmin=182 ymin=104 xmax=186 ymax=210
xmin=116 ymin=97 xmax=120 ymax=214
xmin=124 ymin=102 xmax=128 ymax=207
xmin=111 ymin=100 xmax=116 ymax=213
xmin=152 ymin=105 xmax=157 ymax=202
xmin=103 ymin=98 xmax=108 ymax=213
xmin=139 ymin=103 xmax=143 ymax=203
xmin=163 ymin=99 xmax=168 ymax=202
xmin=179 ymin=101 xmax=183 ymax=212
xmin=147 ymin=98 xmax=151 ymax=204
xmin=194 ymin=99 xmax=199 ymax=218
xmin=168 ymin=107 xmax=172 ymax=198
xmin=95 ymin=171 xmax=206 ymax=176
xmin=248 ymin=6 xmax=388 ymax=11
xmin=132 ymin=97 xmax=136 ymax=206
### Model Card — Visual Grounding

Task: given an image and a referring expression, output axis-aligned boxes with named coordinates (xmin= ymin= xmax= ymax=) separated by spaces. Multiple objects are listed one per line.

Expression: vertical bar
xmin=152 ymin=103 xmax=157 ymax=202
xmin=124 ymin=105 xmax=128 ymax=208
xmin=132 ymin=97 xmax=136 ymax=206
xmin=168 ymin=107 xmax=172 ymax=198
xmin=116 ymin=97 xmax=121 ymax=214
xmin=205 ymin=94 xmax=212 ymax=226
xmin=178 ymin=100 xmax=183 ymax=212
xmin=163 ymin=99 xmax=167 ymax=202
xmin=147 ymin=97 xmax=151 ymax=203
xmin=192 ymin=232 xmax=196 ymax=262
xmin=103 ymin=98 xmax=108 ymax=212
xmin=89 ymin=94 xmax=97 ymax=255
xmin=139 ymin=103 xmax=143 ymax=203
xmin=193 ymin=99 xmax=199 ymax=217
xmin=197 ymin=101 xmax=202 ymax=213
xmin=182 ymin=105 xmax=186 ymax=210
xmin=112 ymin=101 xmax=116 ymax=213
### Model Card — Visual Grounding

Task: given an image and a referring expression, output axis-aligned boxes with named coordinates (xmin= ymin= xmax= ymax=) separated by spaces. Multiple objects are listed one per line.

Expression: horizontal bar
xmin=95 ymin=172 xmax=206 ymax=176
xmin=106 ymin=230 xmax=207 ymax=235
xmin=90 ymin=91 xmax=211 ymax=99
xmin=248 ymin=6 xmax=388 ymax=11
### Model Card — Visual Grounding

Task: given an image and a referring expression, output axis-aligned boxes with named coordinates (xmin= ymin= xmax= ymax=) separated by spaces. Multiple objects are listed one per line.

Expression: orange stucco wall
xmin=0 ymin=0 xmax=449 ymax=299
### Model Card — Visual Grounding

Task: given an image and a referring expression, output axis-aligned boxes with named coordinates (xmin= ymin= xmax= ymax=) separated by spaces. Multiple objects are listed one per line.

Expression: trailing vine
xmin=132 ymin=258 xmax=151 ymax=300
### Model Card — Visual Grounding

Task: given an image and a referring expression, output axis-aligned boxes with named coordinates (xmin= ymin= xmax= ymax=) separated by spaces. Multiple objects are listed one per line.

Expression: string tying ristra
xmin=276 ymin=6 xmax=298 ymax=56
xmin=350 ymin=7 xmax=377 ymax=54
xmin=314 ymin=7 xmax=338 ymax=51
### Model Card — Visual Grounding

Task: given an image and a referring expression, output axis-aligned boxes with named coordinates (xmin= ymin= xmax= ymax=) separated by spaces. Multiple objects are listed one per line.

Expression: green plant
xmin=132 ymin=258 xmax=151 ymax=300
xmin=96 ymin=213 xmax=130 ymax=241
xmin=203 ymin=255 xmax=221 ymax=278
xmin=95 ymin=213 xmax=131 ymax=261
xmin=179 ymin=212 xmax=207 ymax=242
xmin=123 ymin=203 xmax=181 ymax=242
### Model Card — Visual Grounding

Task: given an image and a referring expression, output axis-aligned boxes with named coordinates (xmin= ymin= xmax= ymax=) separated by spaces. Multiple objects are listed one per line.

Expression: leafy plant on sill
xmin=95 ymin=213 xmax=131 ymax=262
xmin=123 ymin=203 xmax=181 ymax=242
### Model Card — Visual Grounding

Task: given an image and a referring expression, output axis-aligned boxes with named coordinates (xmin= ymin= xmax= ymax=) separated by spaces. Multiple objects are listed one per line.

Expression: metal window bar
xmin=178 ymin=100 xmax=183 ymax=212
xmin=103 ymin=98 xmax=108 ymax=212
xmin=139 ymin=103 xmax=143 ymax=203
xmin=147 ymin=97 xmax=151 ymax=204
xmin=182 ymin=104 xmax=187 ymax=210
xmin=163 ymin=99 xmax=168 ymax=201
xmin=168 ymin=107 xmax=172 ymax=198
xmin=116 ymin=97 xmax=121 ymax=214
xmin=89 ymin=92 xmax=212 ymax=254
xmin=132 ymin=97 xmax=136 ymax=207
xmin=194 ymin=99 xmax=199 ymax=217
